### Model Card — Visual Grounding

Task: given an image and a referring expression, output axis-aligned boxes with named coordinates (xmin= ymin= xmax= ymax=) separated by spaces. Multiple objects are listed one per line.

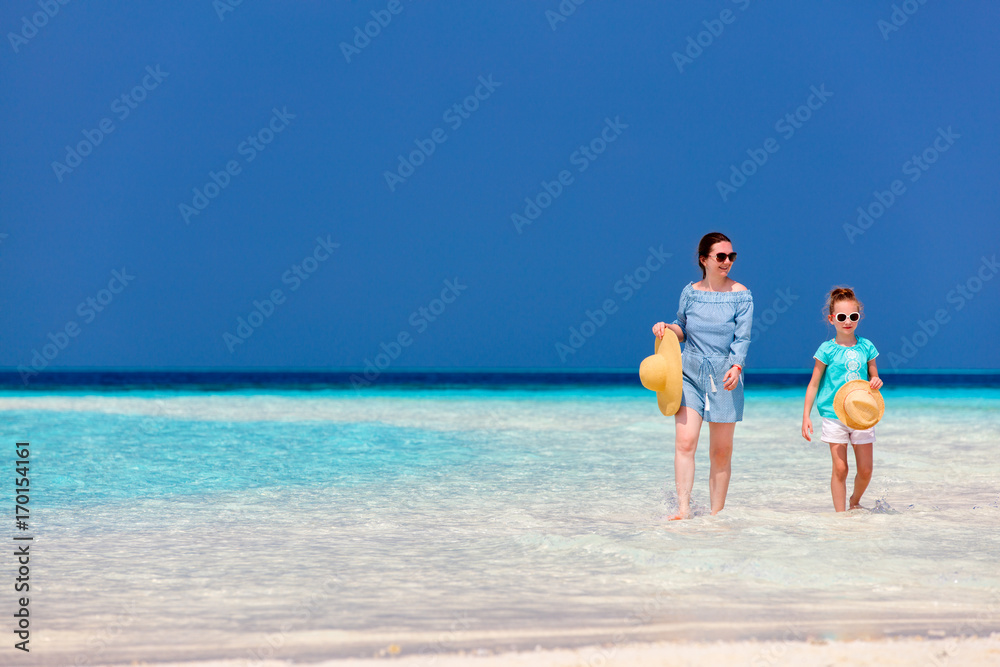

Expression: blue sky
xmin=2 ymin=1 xmax=998 ymax=373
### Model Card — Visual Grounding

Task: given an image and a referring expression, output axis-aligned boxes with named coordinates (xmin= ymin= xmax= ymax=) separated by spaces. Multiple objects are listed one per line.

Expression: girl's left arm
xmin=868 ymin=359 xmax=883 ymax=390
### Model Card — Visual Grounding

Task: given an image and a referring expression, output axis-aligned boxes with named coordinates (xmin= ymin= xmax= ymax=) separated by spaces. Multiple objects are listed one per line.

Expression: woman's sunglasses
xmin=834 ymin=312 xmax=860 ymax=322
xmin=709 ymin=252 xmax=737 ymax=262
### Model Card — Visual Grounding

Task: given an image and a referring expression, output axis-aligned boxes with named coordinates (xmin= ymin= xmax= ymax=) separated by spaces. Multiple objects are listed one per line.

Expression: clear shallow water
xmin=2 ymin=386 xmax=999 ymax=664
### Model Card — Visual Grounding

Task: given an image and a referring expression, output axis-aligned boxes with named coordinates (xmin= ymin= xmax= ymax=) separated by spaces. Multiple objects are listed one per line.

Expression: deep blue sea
xmin=2 ymin=372 xmax=998 ymax=665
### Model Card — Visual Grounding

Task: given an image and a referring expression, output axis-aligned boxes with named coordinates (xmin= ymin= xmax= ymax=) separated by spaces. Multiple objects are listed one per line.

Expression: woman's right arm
xmin=652 ymin=322 xmax=685 ymax=342
xmin=653 ymin=290 xmax=687 ymax=341
xmin=672 ymin=292 xmax=687 ymax=342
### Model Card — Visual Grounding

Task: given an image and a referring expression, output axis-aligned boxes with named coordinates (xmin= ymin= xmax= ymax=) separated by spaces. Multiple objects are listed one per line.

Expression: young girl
xmin=802 ymin=287 xmax=883 ymax=512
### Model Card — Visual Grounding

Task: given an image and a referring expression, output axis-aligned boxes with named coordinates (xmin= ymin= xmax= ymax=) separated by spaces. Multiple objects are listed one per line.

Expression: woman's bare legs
xmin=671 ymin=406 xmax=702 ymax=520
xmin=708 ymin=421 xmax=736 ymax=515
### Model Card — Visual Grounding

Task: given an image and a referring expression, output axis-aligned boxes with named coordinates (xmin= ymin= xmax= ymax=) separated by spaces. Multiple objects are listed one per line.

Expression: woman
xmin=652 ymin=232 xmax=753 ymax=519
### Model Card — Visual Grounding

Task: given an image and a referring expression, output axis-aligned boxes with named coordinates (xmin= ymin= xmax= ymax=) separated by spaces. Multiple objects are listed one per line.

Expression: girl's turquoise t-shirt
xmin=813 ymin=336 xmax=879 ymax=419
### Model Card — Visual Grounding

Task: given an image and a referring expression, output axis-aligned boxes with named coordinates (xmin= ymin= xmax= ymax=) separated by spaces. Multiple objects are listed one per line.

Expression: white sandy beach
xmin=92 ymin=635 xmax=1000 ymax=667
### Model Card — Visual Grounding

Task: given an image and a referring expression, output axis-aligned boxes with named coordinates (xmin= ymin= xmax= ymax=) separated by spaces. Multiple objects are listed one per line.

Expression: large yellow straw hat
xmin=639 ymin=329 xmax=683 ymax=416
xmin=833 ymin=379 xmax=885 ymax=430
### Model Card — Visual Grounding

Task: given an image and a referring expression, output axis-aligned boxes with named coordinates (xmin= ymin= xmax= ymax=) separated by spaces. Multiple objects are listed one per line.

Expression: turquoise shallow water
xmin=2 ymin=385 xmax=999 ymax=663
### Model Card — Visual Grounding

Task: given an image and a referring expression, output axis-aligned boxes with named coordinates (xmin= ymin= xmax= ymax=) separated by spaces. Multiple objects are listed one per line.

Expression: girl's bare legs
xmin=708 ymin=422 xmax=736 ymax=515
xmin=671 ymin=406 xmax=702 ymax=520
xmin=829 ymin=442 xmax=850 ymax=512
xmin=849 ymin=443 xmax=873 ymax=509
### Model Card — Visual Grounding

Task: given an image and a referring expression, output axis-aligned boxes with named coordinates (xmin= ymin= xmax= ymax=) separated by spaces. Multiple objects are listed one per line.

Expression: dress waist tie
xmin=699 ymin=357 xmax=719 ymax=412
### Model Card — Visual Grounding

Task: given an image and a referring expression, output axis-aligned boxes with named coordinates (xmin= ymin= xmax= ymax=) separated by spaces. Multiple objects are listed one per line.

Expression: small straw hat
xmin=639 ymin=329 xmax=683 ymax=416
xmin=833 ymin=379 xmax=885 ymax=430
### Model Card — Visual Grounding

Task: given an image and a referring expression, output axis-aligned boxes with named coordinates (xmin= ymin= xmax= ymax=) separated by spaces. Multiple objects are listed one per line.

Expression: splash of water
xmin=871 ymin=498 xmax=899 ymax=514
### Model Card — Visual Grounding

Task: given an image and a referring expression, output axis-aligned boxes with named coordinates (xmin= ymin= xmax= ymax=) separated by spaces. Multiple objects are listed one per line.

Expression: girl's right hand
xmin=801 ymin=416 xmax=813 ymax=442
xmin=652 ymin=322 xmax=667 ymax=338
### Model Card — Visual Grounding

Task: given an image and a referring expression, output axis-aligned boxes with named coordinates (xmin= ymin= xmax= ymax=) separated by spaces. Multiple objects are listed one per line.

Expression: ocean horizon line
xmin=2 ymin=367 xmax=999 ymax=389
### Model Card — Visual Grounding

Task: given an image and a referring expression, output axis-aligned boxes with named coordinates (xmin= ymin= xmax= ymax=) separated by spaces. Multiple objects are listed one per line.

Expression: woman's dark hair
xmin=697 ymin=232 xmax=731 ymax=278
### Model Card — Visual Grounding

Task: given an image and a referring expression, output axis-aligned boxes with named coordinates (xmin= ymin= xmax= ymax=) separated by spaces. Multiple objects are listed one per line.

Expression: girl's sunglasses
xmin=834 ymin=312 xmax=860 ymax=322
xmin=710 ymin=252 xmax=737 ymax=262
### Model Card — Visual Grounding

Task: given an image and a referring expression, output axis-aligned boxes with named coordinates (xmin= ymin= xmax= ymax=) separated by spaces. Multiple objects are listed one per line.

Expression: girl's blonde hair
xmin=826 ymin=286 xmax=863 ymax=318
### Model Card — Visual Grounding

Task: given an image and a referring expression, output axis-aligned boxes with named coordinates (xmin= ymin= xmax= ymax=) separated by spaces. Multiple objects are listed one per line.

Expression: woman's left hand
xmin=723 ymin=365 xmax=741 ymax=391
xmin=870 ymin=376 xmax=883 ymax=390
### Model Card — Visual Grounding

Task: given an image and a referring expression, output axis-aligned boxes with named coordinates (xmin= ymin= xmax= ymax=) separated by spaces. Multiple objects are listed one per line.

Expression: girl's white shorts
xmin=821 ymin=417 xmax=875 ymax=445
